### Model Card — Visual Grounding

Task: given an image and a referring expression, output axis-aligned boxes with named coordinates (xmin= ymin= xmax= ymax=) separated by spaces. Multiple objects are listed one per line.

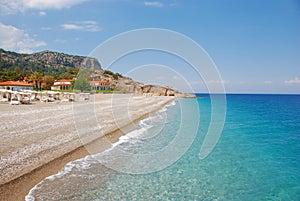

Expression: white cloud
xmin=38 ymin=11 xmax=46 ymax=16
xmin=26 ymin=0 xmax=89 ymax=10
xmin=263 ymin=80 xmax=273 ymax=84
xmin=284 ymin=77 xmax=300 ymax=84
xmin=61 ymin=21 xmax=101 ymax=32
xmin=61 ymin=24 xmax=83 ymax=30
xmin=144 ymin=1 xmax=164 ymax=7
xmin=0 ymin=0 xmax=89 ymax=14
xmin=0 ymin=23 xmax=46 ymax=53
xmin=0 ymin=0 xmax=24 ymax=14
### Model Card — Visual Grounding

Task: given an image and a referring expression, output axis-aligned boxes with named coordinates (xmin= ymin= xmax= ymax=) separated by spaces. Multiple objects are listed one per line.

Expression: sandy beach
xmin=0 ymin=94 xmax=175 ymax=201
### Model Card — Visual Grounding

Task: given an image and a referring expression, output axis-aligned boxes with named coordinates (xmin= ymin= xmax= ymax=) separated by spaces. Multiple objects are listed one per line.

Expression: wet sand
xmin=0 ymin=94 xmax=175 ymax=201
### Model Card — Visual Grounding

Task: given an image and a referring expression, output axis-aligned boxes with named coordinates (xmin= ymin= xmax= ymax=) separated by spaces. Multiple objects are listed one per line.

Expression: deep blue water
xmin=27 ymin=94 xmax=300 ymax=200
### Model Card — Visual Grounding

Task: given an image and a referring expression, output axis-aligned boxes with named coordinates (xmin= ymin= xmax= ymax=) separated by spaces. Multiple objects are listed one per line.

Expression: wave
xmin=25 ymin=100 xmax=177 ymax=201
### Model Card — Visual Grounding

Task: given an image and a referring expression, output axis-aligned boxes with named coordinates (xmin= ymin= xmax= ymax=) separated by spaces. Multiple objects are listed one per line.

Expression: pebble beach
xmin=0 ymin=93 xmax=175 ymax=200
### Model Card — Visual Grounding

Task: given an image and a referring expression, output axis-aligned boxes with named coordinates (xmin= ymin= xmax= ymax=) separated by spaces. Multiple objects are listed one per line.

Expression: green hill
xmin=0 ymin=49 xmax=101 ymax=81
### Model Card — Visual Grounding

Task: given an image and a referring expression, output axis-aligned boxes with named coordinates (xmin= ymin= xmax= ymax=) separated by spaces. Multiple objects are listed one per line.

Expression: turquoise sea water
xmin=26 ymin=94 xmax=300 ymax=200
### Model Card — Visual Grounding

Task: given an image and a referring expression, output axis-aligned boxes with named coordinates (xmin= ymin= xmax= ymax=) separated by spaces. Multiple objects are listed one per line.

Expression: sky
xmin=0 ymin=0 xmax=299 ymax=94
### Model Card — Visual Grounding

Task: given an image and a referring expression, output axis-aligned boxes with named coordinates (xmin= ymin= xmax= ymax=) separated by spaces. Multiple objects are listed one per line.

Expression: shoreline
xmin=0 ymin=94 xmax=175 ymax=201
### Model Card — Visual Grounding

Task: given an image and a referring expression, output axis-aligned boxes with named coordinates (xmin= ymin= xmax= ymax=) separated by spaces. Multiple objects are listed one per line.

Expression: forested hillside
xmin=0 ymin=49 xmax=101 ymax=82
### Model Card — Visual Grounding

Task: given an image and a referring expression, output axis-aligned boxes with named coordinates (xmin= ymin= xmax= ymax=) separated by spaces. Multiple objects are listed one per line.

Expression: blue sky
xmin=0 ymin=0 xmax=299 ymax=94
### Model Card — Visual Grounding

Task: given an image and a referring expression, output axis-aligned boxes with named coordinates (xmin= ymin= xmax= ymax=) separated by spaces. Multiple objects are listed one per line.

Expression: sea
xmin=26 ymin=94 xmax=300 ymax=201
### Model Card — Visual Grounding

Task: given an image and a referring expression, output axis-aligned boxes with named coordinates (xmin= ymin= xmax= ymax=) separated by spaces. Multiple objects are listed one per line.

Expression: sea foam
xmin=25 ymin=100 xmax=177 ymax=201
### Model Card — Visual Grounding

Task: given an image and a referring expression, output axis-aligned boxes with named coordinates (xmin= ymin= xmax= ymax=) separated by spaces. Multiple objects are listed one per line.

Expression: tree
xmin=42 ymin=75 xmax=55 ymax=90
xmin=0 ymin=71 xmax=24 ymax=82
xmin=73 ymin=68 xmax=91 ymax=92
xmin=29 ymin=71 xmax=44 ymax=90
xmin=73 ymin=78 xmax=91 ymax=92
xmin=58 ymin=67 xmax=80 ymax=79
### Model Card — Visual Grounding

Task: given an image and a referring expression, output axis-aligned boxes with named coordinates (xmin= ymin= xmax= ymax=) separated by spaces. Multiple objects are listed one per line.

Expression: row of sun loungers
xmin=0 ymin=89 xmax=90 ymax=105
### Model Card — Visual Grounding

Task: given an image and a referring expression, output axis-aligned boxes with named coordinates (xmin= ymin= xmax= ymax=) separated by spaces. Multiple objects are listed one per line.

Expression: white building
xmin=0 ymin=81 xmax=34 ymax=91
xmin=51 ymin=79 xmax=73 ymax=90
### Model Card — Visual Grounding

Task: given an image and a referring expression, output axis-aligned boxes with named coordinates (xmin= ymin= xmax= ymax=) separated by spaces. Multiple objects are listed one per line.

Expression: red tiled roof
xmin=52 ymin=84 xmax=73 ymax=86
xmin=55 ymin=79 xmax=74 ymax=82
xmin=53 ymin=79 xmax=73 ymax=86
xmin=90 ymin=80 xmax=110 ymax=86
xmin=90 ymin=80 xmax=110 ymax=83
xmin=0 ymin=81 xmax=34 ymax=87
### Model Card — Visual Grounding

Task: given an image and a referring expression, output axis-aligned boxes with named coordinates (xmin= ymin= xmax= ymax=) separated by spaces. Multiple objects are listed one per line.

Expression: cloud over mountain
xmin=0 ymin=23 xmax=46 ymax=53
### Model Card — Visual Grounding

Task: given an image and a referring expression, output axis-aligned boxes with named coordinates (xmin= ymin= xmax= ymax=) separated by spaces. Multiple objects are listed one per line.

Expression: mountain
xmin=0 ymin=49 xmax=101 ymax=71
xmin=0 ymin=49 xmax=195 ymax=97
